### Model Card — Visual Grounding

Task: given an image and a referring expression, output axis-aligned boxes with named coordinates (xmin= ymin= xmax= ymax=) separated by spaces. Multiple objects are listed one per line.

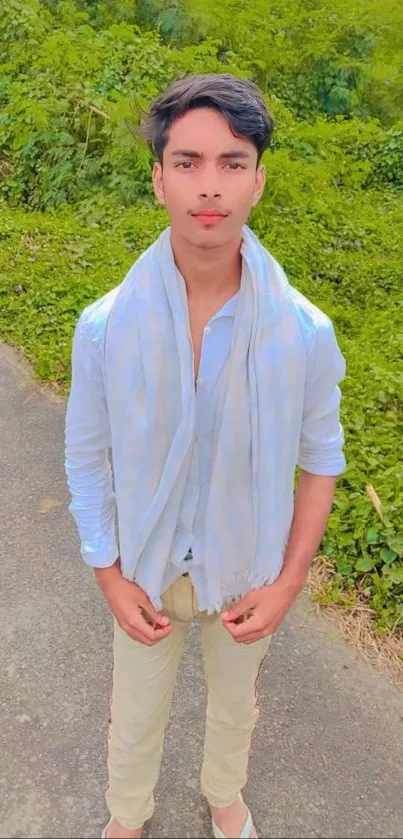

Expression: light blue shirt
xmin=160 ymin=289 xmax=240 ymax=597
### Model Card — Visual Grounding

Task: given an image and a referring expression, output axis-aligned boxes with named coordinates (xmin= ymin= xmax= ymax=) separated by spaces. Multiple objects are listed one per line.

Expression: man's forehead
xmin=166 ymin=109 xmax=254 ymax=150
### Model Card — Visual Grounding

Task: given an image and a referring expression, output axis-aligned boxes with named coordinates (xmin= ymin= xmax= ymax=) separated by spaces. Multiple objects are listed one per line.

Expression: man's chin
xmin=185 ymin=225 xmax=239 ymax=250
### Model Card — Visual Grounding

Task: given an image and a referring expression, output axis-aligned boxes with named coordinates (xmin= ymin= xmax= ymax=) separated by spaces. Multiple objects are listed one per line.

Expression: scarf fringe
xmin=202 ymin=565 xmax=284 ymax=616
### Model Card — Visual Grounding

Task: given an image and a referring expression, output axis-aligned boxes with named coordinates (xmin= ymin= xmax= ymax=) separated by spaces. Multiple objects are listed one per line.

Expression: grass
xmin=305 ymin=557 xmax=403 ymax=692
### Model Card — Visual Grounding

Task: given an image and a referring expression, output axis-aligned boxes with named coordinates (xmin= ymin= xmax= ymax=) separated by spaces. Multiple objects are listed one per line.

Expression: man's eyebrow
xmin=170 ymin=149 xmax=251 ymax=159
xmin=170 ymin=149 xmax=202 ymax=158
xmin=220 ymin=150 xmax=251 ymax=159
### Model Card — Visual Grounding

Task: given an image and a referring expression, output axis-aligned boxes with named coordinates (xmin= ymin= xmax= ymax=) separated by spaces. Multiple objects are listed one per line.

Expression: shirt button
xmin=197 ymin=378 xmax=204 ymax=386
xmin=204 ymin=326 xmax=212 ymax=335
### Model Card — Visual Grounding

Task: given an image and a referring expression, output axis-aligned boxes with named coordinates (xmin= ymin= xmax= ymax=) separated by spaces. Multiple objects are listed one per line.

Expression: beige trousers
xmin=105 ymin=573 xmax=271 ymax=830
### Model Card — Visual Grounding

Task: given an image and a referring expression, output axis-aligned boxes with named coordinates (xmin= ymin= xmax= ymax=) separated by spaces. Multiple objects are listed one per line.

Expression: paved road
xmin=1 ymin=340 xmax=403 ymax=839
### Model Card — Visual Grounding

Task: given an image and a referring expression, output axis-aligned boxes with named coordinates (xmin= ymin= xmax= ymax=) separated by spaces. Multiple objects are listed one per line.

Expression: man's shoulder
xmin=77 ymin=284 xmax=122 ymax=344
xmin=289 ymin=285 xmax=332 ymax=329
xmin=288 ymin=285 xmax=334 ymax=350
xmin=76 ymin=241 xmax=154 ymax=342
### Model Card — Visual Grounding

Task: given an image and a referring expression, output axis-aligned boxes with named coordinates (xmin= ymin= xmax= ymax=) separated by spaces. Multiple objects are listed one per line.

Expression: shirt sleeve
xmin=64 ymin=312 xmax=119 ymax=568
xmin=297 ymin=316 xmax=347 ymax=477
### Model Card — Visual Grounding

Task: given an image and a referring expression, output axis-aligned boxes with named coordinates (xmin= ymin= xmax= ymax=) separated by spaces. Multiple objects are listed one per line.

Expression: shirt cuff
xmin=298 ymin=451 xmax=347 ymax=476
xmin=81 ymin=540 xmax=120 ymax=569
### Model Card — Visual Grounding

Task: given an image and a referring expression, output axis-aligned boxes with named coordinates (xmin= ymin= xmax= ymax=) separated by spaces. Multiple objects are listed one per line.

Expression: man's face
xmin=152 ymin=107 xmax=266 ymax=249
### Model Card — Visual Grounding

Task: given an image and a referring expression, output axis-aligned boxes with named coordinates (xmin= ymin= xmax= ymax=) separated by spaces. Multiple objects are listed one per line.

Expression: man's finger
xmin=223 ymin=613 xmax=262 ymax=640
xmin=129 ymin=610 xmax=172 ymax=644
xmin=140 ymin=595 xmax=171 ymax=628
xmin=236 ymin=628 xmax=275 ymax=645
xmin=221 ymin=594 xmax=253 ymax=623
xmin=233 ymin=634 xmax=263 ymax=645
xmin=138 ymin=620 xmax=172 ymax=644
xmin=235 ymin=632 xmax=267 ymax=645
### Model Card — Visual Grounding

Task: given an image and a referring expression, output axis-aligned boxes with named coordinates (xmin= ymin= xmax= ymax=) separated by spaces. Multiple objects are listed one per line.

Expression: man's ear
xmin=252 ymin=164 xmax=266 ymax=207
xmin=152 ymin=161 xmax=165 ymax=205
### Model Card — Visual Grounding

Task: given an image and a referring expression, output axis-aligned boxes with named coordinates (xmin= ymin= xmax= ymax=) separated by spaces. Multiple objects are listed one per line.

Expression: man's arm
xmin=65 ymin=311 xmax=172 ymax=644
xmin=278 ymin=315 xmax=347 ymax=590
xmin=65 ymin=313 xmax=119 ymax=568
xmin=278 ymin=470 xmax=337 ymax=593
xmin=222 ymin=316 xmax=347 ymax=642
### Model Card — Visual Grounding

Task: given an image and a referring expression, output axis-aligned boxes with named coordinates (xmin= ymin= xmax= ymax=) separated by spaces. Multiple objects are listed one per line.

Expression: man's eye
xmin=226 ymin=163 xmax=242 ymax=170
xmin=178 ymin=161 xmax=194 ymax=169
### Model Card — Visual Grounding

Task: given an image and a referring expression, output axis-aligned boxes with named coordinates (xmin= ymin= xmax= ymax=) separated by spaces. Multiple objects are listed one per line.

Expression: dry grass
xmin=305 ymin=555 xmax=403 ymax=692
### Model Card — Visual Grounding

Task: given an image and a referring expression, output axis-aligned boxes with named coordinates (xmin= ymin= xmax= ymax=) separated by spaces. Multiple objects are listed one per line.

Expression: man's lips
xmin=191 ymin=210 xmax=228 ymax=221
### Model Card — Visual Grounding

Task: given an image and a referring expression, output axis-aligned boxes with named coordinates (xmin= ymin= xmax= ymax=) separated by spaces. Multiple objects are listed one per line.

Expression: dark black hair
xmin=137 ymin=73 xmax=275 ymax=164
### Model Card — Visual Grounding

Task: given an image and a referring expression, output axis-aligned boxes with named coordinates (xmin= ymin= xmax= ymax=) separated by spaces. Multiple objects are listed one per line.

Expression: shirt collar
xmin=211 ymin=289 xmax=240 ymax=321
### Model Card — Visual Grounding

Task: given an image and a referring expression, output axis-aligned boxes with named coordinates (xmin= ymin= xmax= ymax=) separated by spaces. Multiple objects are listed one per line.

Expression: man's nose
xmin=198 ymin=168 xmax=222 ymax=200
xmin=199 ymin=190 xmax=222 ymax=199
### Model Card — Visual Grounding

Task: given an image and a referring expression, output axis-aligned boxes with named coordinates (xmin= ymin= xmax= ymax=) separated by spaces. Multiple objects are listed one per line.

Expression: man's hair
xmin=138 ymin=73 xmax=275 ymax=165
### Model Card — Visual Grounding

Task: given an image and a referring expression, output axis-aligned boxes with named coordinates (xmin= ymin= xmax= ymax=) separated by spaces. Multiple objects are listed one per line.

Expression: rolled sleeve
xmin=64 ymin=312 xmax=119 ymax=568
xmin=297 ymin=316 xmax=347 ymax=476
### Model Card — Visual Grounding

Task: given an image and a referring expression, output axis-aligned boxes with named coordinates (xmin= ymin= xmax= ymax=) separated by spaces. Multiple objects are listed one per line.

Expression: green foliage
xmin=182 ymin=0 xmax=403 ymax=124
xmin=0 ymin=201 xmax=168 ymax=382
xmin=0 ymin=0 xmax=402 ymax=634
xmin=0 ymin=0 xmax=248 ymax=209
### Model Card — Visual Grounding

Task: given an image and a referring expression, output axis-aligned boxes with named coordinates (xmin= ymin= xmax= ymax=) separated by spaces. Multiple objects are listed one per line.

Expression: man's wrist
xmin=94 ymin=558 xmax=122 ymax=588
xmin=274 ymin=566 xmax=306 ymax=598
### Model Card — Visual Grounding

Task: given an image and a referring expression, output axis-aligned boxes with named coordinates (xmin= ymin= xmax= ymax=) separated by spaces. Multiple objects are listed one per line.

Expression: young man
xmin=65 ymin=73 xmax=347 ymax=839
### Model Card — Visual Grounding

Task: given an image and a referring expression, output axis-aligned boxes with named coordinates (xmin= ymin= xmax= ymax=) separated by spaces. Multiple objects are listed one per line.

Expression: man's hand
xmin=94 ymin=560 xmax=172 ymax=645
xmin=222 ymin=471 xmax=338 ymax=644
xmin=221 ymin=577 xmax=301 ymax=644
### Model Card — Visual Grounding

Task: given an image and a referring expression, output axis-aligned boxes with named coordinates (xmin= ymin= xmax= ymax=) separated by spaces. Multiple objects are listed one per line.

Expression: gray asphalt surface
xmin=1 ymin=340 xmax=403 ymax=839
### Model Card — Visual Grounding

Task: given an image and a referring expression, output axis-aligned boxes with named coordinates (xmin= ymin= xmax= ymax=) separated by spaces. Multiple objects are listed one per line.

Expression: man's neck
xmin=170 ymin=229 xmax=243 ymax=299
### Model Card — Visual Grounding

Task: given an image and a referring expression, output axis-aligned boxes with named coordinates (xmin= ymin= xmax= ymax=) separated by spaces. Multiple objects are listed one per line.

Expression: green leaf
xmin=355 ymin=556 xmax=375 ymax=572
xmin=366 ymin=528 xmax=380 ymax=545
xmin=380 ymin=548 xmax=398 ymax=565
xmin=387 ymin=535 xmax=403 ymax=556
xmin=383 ymin=565 xmax=403 ymax=584
xmin=336 ymin=559 xmax=354 ymax=575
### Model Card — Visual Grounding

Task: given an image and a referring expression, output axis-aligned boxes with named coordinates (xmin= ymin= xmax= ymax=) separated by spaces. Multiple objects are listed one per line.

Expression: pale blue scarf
xmin=103 ymin=225 xmax=307 ymax=613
